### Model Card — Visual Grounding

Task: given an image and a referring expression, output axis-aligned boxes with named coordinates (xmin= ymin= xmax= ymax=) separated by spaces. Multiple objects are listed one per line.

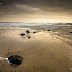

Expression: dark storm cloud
xmin=0 ymin=0 xmax=72 ymax=8
xmin=0 ymin=0 xmax=72 ymax=15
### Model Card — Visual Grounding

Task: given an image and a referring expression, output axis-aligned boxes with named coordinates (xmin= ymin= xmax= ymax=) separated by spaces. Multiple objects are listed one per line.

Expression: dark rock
xmin=47 ymin=29 xmax=50 ymax=31
xmin=8 ymin=55 xmax=22 ymax=66
xmin=33 ymin=31 xmax=36 ymax=33
xmin=26 ymin=30 xmax=30 ymax=34
xmin=28 ymin=36 xmax=31 ymax=39
xmin=21 ymin=33 xmax=25 ymax=36
xmin=69 ymin=32 xmax=72 ymax=34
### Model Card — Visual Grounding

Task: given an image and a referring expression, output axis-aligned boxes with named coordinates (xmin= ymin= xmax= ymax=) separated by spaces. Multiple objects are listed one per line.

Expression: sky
xmin=0 ymin=0 xmax=72 ymax=23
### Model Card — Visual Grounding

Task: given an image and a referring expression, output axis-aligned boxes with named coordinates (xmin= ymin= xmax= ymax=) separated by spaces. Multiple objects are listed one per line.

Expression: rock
xmin=21 ymin=33 xmax=25 ymax=36
xmin=33 ymin=31 xmax=36 ymax=33
xmin=28 ymin=36 xmax=31 ymax=39
xmin=47 ymin=29 xmax=51 ymax=31
xmin=8 ymin=55 xmax=22 ymax=66
xmin=69 ymin=32 xmax=72 ymax=34
xmin=26 ymin=30 xmax=30 ymax=34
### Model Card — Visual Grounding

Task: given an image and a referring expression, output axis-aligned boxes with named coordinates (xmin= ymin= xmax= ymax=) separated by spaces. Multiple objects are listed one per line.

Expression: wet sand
xmin=0 ymin=28 xmax=72 ymax=72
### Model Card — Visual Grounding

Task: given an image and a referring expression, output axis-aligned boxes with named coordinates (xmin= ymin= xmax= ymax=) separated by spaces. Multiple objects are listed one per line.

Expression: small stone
xmin=33 ymin=31 xmax=36 ymax=33
xmin=28 ymin=36 xmax=31 ymax=39
xmin=69 ymin=32 xmax=72 ymax=34
xmin=47 ymin=29 xmax=50 ymax=31
xmin=21 ymin=33 xmax=25 ymax=36
xmin=26 ymin=30 xmax=30 ymax=34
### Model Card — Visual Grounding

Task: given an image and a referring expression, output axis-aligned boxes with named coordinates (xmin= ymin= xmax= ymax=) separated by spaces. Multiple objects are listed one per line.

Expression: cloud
xmin=0 ymin=4 xmax=40 ymax=16
xmin=0 ymin=0 xmax=72 ymax=9
xmin=16 ymin=5 xmax=40 ymax=12
xmin=0 ymin=0 xmax=72 ymax=21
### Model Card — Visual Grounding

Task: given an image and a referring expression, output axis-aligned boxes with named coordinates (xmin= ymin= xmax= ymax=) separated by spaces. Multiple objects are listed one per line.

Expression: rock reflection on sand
xmin=0 ymin=28 xmax=72 ymax=72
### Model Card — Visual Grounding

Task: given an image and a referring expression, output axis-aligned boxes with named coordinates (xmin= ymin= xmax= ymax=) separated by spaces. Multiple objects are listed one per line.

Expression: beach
xmin=0 ymin=24 xmax=72 ymax=72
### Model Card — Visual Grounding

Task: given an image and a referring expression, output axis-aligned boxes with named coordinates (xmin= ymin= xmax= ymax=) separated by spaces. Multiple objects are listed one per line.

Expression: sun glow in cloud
xmin=0 ymin=8 xmax=72 ymax=23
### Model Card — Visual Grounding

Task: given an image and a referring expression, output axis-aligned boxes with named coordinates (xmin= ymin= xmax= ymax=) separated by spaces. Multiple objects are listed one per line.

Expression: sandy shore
xmin=0 ymin=28 xmax=72 ymax=72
